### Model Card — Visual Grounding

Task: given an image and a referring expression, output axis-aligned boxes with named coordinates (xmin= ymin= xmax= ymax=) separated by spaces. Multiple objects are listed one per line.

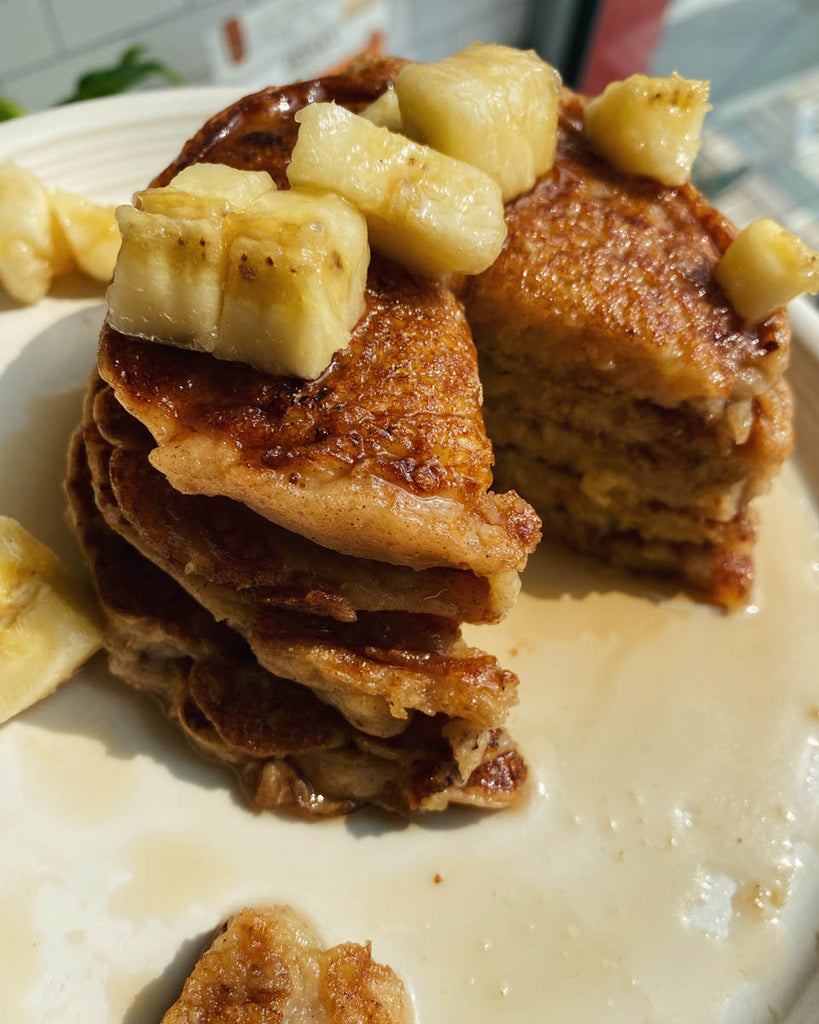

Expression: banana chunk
xmin=107 ymin=164 xmax=367 ymax=378
xmin=107 ymin=163 xmax=277 ymax=349
xmin=0 ymin=161 xmax=70 ymax=304
xmin=361 ymin=88 xmax=403 ymax=132
xmin=287 ymin=102 xmax=506 ymax=278
xmin=584 ymin=73 xmax=711 ymax=187
xmin=52 ymin=191 xmax=120 ymax=282
xmin=715 ymin=218 xmax=819 ymax=324
xmin=396 ymin=42 xmax=562 ymax=202
xmin=148 ymin=164 xmax=277 ymax=211
xmin=0 ymin=516 xmax=101 ymax=724
xmin=219 ymin=189 xmax=369 ymax=379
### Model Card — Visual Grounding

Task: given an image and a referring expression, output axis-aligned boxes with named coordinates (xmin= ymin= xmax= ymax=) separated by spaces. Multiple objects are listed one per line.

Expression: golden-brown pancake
xmin=463 ymin=90 xmax=793 ymax=605
xmin=98 ymin=59 xmax=540 ymax=578
xmin=65 ymin=427 xmax=527 ymax=816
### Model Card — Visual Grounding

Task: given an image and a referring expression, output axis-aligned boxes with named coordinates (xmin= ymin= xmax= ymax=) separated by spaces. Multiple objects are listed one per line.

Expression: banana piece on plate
xmin=51 ymin=190 xmax=121 ymax=282
xmin=107 ymin=163 xmax=277 ymax=348
xmin=287 ymin=101 xmax=506 ymax=278
xmin=584 ymin=72 xmax=711 ymax=187
xmin=0 ymin=161 xmax=72 ymax=304
xmin=0 ymin=516 xmax=102 ymax=724
xmin=396 ymin=42 xmax=562 ymax=202
xmin=715 ymin=218 xmax=819 ymax=324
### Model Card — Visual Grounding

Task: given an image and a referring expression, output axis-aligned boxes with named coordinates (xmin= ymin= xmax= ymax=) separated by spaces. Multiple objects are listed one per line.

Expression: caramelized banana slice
xmin=107 ymin=163 xmax=277 ymax=348
xmin=716 ymin=218 xmax=819 ymax=324
xmin=51 ymin=191 xmax=120 ymax=282
xmin=287 ymin=102 xmax=506 ymax=278
xmin=0 ymin=516 xmax=101 ymax=724
xmin=218 ymin=189 xmax=369 ymax=378
xmin=584 ymin=73 xmax=711 ymax=187
xmin=361 ymin=88 xmax=403 ymax=132
xmin=396 ymin=42 xmax=561 ymax=202
xmin=0 ymin=161 xmax=70 ymax=303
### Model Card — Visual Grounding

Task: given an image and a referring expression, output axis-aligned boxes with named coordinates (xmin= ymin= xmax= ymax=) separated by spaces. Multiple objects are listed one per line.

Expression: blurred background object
xmin=1 ymin=0 xmax=816 ymax=111
xmin=0 ymin=0 xmax=816 ymax=292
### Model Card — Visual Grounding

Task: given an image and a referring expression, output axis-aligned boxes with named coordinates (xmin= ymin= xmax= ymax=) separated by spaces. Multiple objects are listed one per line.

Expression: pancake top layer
xmin=464 ymin=91 xmax=790 ymax=406
xmin=98 ymin=57 xmax=540 ymax=576
xmin=151 ymin=57 xmax=407 ymax=191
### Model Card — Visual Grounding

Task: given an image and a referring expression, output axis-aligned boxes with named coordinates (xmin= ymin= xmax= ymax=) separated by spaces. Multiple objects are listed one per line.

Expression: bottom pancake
xmin=65 ymin=428 xmax=527 ymax=816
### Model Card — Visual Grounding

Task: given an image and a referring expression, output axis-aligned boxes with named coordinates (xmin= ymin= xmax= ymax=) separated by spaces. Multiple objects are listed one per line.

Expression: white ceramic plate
xmin=1 ymin=91 xmax=819 ymax=1024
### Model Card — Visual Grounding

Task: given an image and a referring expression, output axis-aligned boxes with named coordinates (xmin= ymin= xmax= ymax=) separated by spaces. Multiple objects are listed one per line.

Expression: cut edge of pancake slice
xmin=463 ymin=89 xmax=795 ymax=607
xmin=65 ymin=427 xmax=527 ymax=817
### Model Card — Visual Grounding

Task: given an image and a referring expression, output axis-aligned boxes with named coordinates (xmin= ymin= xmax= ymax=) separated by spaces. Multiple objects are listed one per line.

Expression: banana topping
xmin=360 ymin=88 xmax=403 ymax=132
xmin=219 ymin=189 xmax=369 ymax=379
xmin=0 ymin=516 xmax=101 ymax=724
xmin=287 ymin=102 xmax=506 ymax=278
xmin=396 ymin=42 xmax=562 ymax=202
xmin=584 ymin=73 xmax=711 ymax=187
xmin=715 ymin=218 xmax=819 ymax=324
xmin=107 ymin=164 xmax=368 ymax=379
xmin=107 ymin=164 xmax=278 ymax=351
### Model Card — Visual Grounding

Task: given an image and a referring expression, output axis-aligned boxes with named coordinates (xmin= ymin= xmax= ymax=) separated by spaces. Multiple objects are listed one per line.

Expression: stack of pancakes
xmin=463 ymin=92 xmax=793 ymax=607
xmin=66 ymin=54 xmax=796 ymax=812
xmin=66 ymin=59 xmax=539 ymax=816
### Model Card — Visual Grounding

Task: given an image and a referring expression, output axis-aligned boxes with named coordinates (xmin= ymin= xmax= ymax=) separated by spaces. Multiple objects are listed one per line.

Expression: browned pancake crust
xmin=160 ymin=907 xmax=412 ymax=1024
xmin=66 ymin=427 xmax=527 ymax=815
xmin=81 ymin=402 xmax=518 ymax=734
xmin=463 ymin=91 xmax=789 ymax=405
xmin=152 ymin=57 xmax=407 ymax=191
xmin=98 ymin=59 xmax=539 ymax=576
xmin=89 ymin=375 xmax=516 ymax=624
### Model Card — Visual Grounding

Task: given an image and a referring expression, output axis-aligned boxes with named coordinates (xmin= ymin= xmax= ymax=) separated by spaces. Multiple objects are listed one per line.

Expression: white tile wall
xmin=411 ymin=0 xmax=530 ymax=61
xmin=0 ymin=0 xmax=534 ymax=111
xmin=7 ymin=4 xmax=247 ymax=111
xmin=0 ymin=0 xmax=56 ymax=76
xmin=49 ymin=0 xmax=189 ymax=50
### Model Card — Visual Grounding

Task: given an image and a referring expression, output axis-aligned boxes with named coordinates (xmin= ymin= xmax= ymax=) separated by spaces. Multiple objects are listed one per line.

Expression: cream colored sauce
xmin=15 ymin=728 xmax=136 ymax=824
xmin=1 ymin=464 xmax=818 ymax=1024
xmin=0 ymin=880 xmax=40 ymax=1024
xmin=450 ymin=460 xmax=819 ymax=1023
xmin=111 ymin=832 xmax=236 ymax=924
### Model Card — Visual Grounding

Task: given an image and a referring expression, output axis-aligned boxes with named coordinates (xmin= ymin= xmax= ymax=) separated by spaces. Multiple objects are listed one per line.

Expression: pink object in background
xmin=580 ymin=0 xmax=672 ymax=94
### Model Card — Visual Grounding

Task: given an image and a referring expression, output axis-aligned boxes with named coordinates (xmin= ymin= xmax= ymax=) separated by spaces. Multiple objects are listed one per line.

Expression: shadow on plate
xmin=122 ymin=928 xmax=214 ymax=1024
xmin=19 ymin=653 xmax=250 ymax=806
xmin=0 ymin=297 xmax=104 ymax=567
xmin=344 ymin=799 xmax=491 ymax=839
xmin=520 ymin=537 xmax=679 ymax=606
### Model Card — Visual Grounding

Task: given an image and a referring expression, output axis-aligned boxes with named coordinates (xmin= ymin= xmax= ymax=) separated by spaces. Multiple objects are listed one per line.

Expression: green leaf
xmin=58 ymin=45 xmax=183 ymax=105
xmin=0 ymin=96 xmax=25 ymax=121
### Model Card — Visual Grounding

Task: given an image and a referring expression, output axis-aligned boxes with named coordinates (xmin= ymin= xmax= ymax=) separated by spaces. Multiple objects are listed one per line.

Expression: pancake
xmin=97 ymin=59 xmax=539 ymax=578
xmin=81 ymin=382 xmax=517 ymax=737
xmin=65 ymin=427 xmax=526 ymax=816
xmin=88 ymin=375 xmax=518 ymax=625
xmin=462 ymin=90 xmax=793 ymax=605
